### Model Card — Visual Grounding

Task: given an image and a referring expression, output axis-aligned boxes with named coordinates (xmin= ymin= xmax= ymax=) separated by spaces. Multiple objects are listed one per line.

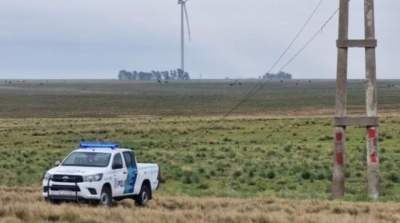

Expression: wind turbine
xmin=178 ymin=0 xmax=191 ymax=73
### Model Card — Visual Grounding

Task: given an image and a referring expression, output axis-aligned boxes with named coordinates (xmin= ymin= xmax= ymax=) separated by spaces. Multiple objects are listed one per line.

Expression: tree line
xmin=118 ymin=69 xmax=190 ymax=81
xmin=262 ymin=71 xmax=292 ymax=80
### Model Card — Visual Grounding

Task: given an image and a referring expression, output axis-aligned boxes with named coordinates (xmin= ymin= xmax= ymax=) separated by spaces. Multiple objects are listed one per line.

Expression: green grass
xmin=0 ymin=116 xmax=400 ymax=200
xmin=0 ymin=79 xmax=400 ymax=201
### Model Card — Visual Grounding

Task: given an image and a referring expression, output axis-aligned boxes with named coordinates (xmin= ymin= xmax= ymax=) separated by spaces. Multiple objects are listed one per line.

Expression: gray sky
xmin=0 ymin=0 xmax=398 ymax=79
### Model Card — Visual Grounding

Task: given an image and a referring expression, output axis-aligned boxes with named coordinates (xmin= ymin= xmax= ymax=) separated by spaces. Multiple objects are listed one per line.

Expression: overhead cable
xmin=189 ymin=2 xmax=340 ymax=143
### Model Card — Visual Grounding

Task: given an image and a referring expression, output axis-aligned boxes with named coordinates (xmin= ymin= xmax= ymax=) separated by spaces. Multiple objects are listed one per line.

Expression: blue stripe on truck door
xmin=123 ymin=151 xmax=138 ymax=194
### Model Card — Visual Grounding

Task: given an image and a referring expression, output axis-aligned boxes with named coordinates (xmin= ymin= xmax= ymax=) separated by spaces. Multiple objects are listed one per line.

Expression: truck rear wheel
xmin=134 ymin=185 xmax=150 ymax=206
xmin=99 ymin=186 xmax=112 ymax=207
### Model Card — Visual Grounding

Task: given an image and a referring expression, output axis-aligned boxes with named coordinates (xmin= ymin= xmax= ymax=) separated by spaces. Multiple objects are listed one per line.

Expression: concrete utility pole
xmin=332 ymin=0 xmax=379 ymax=199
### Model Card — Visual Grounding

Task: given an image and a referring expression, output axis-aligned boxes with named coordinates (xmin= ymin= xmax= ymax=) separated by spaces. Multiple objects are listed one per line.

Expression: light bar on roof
xmin=79 ymin=142 xmax=119 ymax=149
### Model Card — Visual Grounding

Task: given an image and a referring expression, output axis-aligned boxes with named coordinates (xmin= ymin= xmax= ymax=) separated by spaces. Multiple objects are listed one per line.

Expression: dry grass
xmin=1 ymin=187 xmax=400 ymax=223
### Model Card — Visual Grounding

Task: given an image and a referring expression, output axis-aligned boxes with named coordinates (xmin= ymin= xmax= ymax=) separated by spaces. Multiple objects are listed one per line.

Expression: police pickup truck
xmin=42 ymin=142 xmax=161 ymax=206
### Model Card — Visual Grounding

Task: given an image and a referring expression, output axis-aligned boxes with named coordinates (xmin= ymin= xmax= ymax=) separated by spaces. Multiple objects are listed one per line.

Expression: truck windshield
xmin=62 ymin=152 xmax=111 ymax=167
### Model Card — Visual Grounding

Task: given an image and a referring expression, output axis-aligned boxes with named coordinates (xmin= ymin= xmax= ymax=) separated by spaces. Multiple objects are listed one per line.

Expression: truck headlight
xmin=83 ymin=174 xmax=103 ymax=182
xmin=43 ymin=172 xmax=52 ymax=181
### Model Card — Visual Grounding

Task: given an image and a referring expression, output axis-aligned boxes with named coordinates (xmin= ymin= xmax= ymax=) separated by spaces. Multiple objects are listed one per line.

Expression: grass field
xmin=0 ymin=79 xmax=400 ymax=222
xmin=1 ymin=187 xmax=400 ymax=223
xmin=1 ymin=79 xmax=399 ymax=118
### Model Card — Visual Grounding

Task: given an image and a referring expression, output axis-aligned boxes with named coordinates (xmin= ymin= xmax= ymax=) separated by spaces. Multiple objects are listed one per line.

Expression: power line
xmin=232 ymin=7 xmax=340 ymax=109
xmin=232 ymin=0 xmax=325 ymax=112
xmin=188 ymin=1 xmax=334 ymax=143
xmin=267 ymin=0 xmax=324 ymax=75
xmin=277 ymin=8 xmax=339 ymax=73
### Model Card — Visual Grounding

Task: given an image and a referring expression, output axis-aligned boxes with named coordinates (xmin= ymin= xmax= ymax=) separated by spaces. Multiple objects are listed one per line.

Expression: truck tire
xmin=134 ymin=185 xmax=150 ymax=206
xmin=99 ymin=186 xmax=112 ymax=207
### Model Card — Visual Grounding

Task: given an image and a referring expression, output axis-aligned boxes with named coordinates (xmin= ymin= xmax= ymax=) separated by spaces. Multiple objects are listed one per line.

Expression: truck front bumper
xmin=42 ymin=180 xmax=103 ymax=201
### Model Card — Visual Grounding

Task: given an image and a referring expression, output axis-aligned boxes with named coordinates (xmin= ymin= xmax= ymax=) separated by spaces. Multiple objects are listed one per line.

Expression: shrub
xmin=385 ymin=172 xmax=399 ymax=183
xmin=198 ymin=147 xmax=207 ymax=152
xmin=198 ymin=167 xmax=205 ymax=173
xmin=247 ymin=180 xmax=256 ymax=186
xmin=315 ymin=172 xmax=325 ymax=180
xmin=181 ymin=175 xmax=192 ymax=184
xmin=192 ymin=172 xmax=201 ymax=184
xmin=171 ymin=167 xmax=183 ymax=179
xmin=248 ymin=169 xmax=255 ymax=178
xmin=232 ymin=170 xmax=242 ymax=178
xmin=223 ymin=137 xmax=232 ymax=142
xmin=183 ymin=155 xmax=194 ymax=163
xmin=284 ymin=144 xmax=292 ymax=152
xmin=266 ymin=170 xmax=276 ymax=179
xmin=267 ymin=150 xmax=276 ymax=156
xmin=215 ymin=154 xmax=225 ymax=160
xmin=319 ymin=135 xmax=334 ymax=141
xmin=196 ymin=183 xmax=209 ymax=190
xmin=228 ymin=151 xmax=236 ymax=158
xmin=301 ymin=170 xmax=312 ymax=180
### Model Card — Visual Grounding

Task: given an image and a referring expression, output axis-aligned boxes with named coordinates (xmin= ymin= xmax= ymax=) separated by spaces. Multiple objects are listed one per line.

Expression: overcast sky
xmin=0 ymin=0 xmax=398 ymax=79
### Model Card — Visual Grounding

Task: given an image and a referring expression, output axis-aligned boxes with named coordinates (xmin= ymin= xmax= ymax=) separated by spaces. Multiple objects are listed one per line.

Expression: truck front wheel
xmin=99 ymin=186 xmax=112 ymax=207
xmin=134 ymin=185 xmax=150 ymax=206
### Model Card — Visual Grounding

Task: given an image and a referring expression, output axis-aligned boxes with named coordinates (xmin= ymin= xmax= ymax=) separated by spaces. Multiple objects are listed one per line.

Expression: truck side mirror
xmin=112 ymin=163 xmax=123 ymax=169
xmin=55 ymin=161 xmax=61 ymax=166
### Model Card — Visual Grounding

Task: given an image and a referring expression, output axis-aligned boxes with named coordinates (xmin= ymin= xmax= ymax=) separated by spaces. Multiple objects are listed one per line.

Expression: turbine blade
xmin=184 ymin=3 xmax=191 ymax=42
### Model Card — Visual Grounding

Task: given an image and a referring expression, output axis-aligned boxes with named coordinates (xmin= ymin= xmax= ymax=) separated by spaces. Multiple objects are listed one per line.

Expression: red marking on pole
xmin=370 ymin=154 xmax=377 ymax=163
xmin=335 ymin=132 xmax=343 ymax=142
xmin=369 ymin=128 xmax=376 ymax=139
xmin=336 ymin=152 xmax=344 ymax=165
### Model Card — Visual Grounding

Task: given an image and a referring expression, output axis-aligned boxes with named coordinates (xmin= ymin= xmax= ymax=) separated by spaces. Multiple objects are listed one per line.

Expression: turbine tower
xmin=178 ymin=0 xmax=191 ymax=73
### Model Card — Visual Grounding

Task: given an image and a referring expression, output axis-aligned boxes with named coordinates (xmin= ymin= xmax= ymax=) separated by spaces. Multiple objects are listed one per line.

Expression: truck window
xmin=123 ymin=151 xmax=136 ymax=167
xmin=112 ymin=153 xmax=124 ymax=169
xmin=62 ymin=152 xmax=111 ymax=167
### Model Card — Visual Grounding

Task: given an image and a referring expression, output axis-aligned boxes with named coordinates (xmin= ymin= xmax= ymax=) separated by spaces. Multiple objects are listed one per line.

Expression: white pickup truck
xmin=42 ymin=142 xmax=161 ymax=206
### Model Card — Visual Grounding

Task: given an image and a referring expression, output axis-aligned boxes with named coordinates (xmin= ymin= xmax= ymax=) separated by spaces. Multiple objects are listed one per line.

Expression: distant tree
xmin=263 ymin=73 xmax=276 ymax=80
xmin=177 ymin=68 xmax=184 ymax=80
xmin=156 ymin=71 xmax=162 ymax=80
xmin=118 ymin=69 xmax=190 ymax=81
xmin=170 ymin=70 xmax=176 ymax=80
xmin=118 ymin=70 xmax=132 ymax=80
xmin=183 ymin=72 xmax=190 ymax=80
xmin=152 ymin=71 xmax=162 ymax=80
xmin=162 ymin=71 xmax=170 ymax=80
xmin=262 ymin=71 xmax=292 ymax=80
xmin=118 ymin=71 xmax=123 ymax=80
xmin=138 ymin=72 xmax=147 ymax=81
xmin=132 ymin=71 xmax=138 ymax=80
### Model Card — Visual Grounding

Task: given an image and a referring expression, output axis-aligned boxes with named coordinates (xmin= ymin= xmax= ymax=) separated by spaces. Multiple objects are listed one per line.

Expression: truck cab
xmin=42 ymin=142 xmax=160 ymax=206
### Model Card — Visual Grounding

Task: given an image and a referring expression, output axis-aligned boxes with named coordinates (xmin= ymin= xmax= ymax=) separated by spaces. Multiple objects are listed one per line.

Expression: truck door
xmin=122 ymin=151 xmax=138 ymax=194
xmin=111 ymin=153 xmax=127 ymax=197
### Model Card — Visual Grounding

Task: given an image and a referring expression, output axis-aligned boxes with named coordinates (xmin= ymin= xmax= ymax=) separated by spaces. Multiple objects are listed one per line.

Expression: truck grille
xmin=52 ymin=175 xmax=83 ymax=183
xmin=49 ymin=185 xmax=81 ymax=192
